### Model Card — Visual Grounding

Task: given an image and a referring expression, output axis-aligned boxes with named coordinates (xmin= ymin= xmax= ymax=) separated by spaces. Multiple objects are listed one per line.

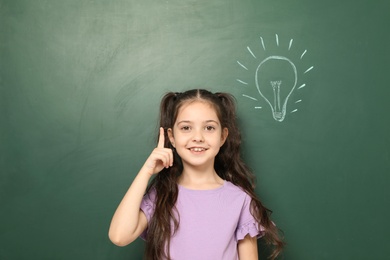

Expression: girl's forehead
xmin=176 ymin=100 xmax=219 ymax=119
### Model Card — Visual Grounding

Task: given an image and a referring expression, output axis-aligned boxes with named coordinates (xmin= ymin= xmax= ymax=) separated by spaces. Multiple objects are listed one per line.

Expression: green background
xmin=1 ymin=0 xmax=389 ymax=259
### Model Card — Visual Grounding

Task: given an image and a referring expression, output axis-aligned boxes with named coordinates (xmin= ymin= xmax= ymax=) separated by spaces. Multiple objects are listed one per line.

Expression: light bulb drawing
xmin=236 ymin=34 xmax=314 ymax=122
xmin=255 ymin=56 xmax=297 ymax=122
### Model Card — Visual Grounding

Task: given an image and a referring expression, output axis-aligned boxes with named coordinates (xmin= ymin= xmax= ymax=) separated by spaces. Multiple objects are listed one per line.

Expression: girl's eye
xmin=181 ymin=126 xmax=191 ymax=131
xmin=205 ymin=126 xmax=216 ymax=131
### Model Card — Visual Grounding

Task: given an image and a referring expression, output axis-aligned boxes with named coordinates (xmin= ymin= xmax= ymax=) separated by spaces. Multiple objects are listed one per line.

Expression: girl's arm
xmin=108 ymin=128 xmax=173 ymax=246
xmin=238 ymin=234 xmax=259 ymax=260
xmin=108 ymin=168 xmax=151 ymax=246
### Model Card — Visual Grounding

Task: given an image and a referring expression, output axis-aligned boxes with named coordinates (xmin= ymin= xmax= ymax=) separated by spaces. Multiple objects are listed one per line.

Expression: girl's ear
xmin=220 ymin=127 xmax=229 ymax=146
xmin=167 ymin=128 xmax=175 ymax=147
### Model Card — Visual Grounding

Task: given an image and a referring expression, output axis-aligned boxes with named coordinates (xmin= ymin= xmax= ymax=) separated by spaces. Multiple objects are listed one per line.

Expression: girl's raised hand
xmin=143 ymin=127 xmax=173 ymax=175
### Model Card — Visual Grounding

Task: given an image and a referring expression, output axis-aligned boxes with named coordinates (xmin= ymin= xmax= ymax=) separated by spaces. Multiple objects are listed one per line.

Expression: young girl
xmin=109 ymin=89 xmax=284 ymax=259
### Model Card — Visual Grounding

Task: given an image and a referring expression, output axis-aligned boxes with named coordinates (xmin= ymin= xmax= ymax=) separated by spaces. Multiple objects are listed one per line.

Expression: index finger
xmin=157 ymin=127 xmax=165 ymax=148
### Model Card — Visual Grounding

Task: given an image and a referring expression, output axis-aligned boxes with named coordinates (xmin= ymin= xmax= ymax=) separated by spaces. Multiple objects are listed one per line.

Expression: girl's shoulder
xmin=143 ymin=187 xmax=157 ymax=202
xmin=223 ymin=181 xmax=251 ymax=198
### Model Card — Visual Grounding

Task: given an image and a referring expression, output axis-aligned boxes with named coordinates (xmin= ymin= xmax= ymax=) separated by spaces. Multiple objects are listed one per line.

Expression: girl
xmin=109 ymin=89 xmax=284 ymax=259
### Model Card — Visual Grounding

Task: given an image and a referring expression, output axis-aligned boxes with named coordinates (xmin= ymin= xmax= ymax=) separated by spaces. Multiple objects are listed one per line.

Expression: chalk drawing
xmin=242 ymin=94 xmax=258 ymax=101
xmin=304 ymin=66 xmax=314 ymax=74
xmin=300 ymin=50 xmax=307 ymax=59
xmin=260 ymin=37 xmax=266 ymax=50
xmin=237 ymin=61 xmax=248 ymax=70
xmin=288 ymin=39 xmax=293 ymax=50
xmin=236 ymin=34 xmax=314 ymax=122
xmin=247 ymin=46 xmax=257 ymax=59
xmin=236 ymin=79 xmax=248 ymax=85
xmin=256 ymin=56 xmax=297 ymax=121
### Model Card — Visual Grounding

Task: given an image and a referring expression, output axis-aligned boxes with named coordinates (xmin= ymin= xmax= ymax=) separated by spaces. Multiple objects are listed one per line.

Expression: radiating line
xmin=247 ymin=46 xmax=256 ymax=59
xmin=260 ymin=37 xmax=266 ymax=50
xmin=295 ymin=100 xmax=302 ymax=103
xmin=288 ymin=39 xmax=293 ymax=50
xmin=276 ymin=34 xmax=279 ymax=46
xmin=304 ymin=66 xmax=314 ymax=74
xmin=236 ymin=79 xmax=248 ymax=85
xmin=291 ymin=109 xmax=298 ymax=113
xmin=298 ymin=84 xmax=306 ymax=89
xmin=237 ymin=61 xmax=248 ymax=70
xmin=242 ymin=94 xmax=258 ymax=101
xmin=255 ymin=107 xmax=262 ymax=109
xmin=300 ymin=50 xmax=307 ymax=59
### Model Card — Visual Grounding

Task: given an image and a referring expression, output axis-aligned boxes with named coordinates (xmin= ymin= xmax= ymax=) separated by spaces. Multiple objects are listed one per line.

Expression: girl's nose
xmin=192 ymin=129 xmax=204 ymax=142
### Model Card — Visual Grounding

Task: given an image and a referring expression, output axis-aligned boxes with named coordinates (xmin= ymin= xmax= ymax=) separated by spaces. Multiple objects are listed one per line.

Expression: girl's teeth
xmin=192 ymin=148 xmax=204 ymax=152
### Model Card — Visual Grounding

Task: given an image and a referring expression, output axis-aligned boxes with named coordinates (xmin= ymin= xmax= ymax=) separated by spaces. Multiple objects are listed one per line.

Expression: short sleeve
xmin=139 ymin=189 xmax=156 ymax=240
xmin=236 ymin=193 xmax=266 ymax=241
xmin=140 ymin=190 xmax=156 ymax=222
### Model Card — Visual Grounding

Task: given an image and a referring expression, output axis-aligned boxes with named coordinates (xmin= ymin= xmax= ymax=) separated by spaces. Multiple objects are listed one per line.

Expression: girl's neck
xmin=178 ymin=166 xmax=224 ymax=190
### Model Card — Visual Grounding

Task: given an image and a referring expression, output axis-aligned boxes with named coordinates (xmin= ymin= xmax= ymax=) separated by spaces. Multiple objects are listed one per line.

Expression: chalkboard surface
xmin=1 ymin=0 xmax=389 ymax=259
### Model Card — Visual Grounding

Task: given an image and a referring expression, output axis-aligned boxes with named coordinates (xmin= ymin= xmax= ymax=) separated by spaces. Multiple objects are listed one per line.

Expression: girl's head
xmin=158 ymin=89 xmax=241 ymax=177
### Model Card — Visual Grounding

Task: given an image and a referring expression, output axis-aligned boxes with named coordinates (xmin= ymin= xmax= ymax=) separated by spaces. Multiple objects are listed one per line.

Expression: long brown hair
xmin=144 ymin=89 xmax=284 ymax=259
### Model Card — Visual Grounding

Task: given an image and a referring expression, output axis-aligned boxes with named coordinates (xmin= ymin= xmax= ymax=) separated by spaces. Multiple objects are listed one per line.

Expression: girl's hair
xmin=144 ymin=89 xmax=284 ymax=260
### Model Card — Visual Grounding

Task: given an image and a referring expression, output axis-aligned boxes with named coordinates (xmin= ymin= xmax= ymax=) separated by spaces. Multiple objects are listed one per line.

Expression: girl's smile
xmin=189 ymin=147 xmax=207 ymax=153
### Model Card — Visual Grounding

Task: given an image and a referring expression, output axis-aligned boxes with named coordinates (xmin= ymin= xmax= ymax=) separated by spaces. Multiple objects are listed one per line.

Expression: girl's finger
xmin=169 ymin=148 xmax=173 ymax=167
xmin=157 ymin=127 xmax=165 ymax=148
xmin=155 ymin=149 xmax=173 ymax=168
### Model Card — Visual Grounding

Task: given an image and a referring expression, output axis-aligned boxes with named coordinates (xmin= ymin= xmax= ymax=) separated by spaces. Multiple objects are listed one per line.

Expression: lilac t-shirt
xmin=140 ymin=181 xmax=265 ymax=260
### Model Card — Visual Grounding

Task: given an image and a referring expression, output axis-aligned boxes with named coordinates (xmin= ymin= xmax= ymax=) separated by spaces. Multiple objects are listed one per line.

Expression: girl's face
xmin=168 ymin=101 xmax=228 ymax=171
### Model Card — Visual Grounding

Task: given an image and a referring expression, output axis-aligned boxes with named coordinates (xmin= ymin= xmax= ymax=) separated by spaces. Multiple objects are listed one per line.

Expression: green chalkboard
xmin=1 ymin=0 xmax=389 ymax=259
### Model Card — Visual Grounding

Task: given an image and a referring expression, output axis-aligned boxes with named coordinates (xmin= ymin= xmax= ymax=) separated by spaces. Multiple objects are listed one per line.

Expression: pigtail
xmin=145 ymin=92 xmax=182 ymax=260
xmin=159 ymin=92 xmax=178 ymax=147
xmin=215 ymin=92 xmax=285 ymax=259
xmin=215 ymin=92 xmax=237 ymax=128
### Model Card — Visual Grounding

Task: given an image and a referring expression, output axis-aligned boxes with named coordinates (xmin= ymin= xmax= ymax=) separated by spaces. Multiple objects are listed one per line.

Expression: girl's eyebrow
xmin=205 ymin=120 xmax=220 ymax=125
xmin=176 ymin=120 xmax=191 ymax=125
xmin=176 ymin=120 xmax=220 ymax=125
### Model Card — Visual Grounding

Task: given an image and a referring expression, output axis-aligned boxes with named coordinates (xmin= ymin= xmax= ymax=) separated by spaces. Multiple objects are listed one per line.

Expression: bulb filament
xmin=270 ymin=81 xmax=282 ymax=119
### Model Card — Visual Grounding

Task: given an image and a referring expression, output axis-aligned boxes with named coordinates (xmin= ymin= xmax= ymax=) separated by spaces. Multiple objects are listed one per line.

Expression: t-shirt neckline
xmin=178 ymin=180 xmax=226 ymax=193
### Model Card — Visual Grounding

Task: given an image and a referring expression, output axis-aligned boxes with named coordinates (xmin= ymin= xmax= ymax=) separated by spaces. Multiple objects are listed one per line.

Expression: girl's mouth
xmin=189 ymin=147 xmax=206 ymax=152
